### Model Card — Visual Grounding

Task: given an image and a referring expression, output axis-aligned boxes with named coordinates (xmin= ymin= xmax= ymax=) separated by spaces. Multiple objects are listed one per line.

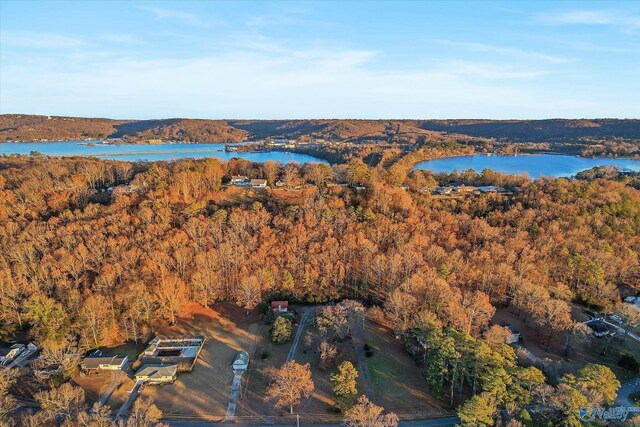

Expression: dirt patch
xmin=106 ymin=376 xmax=135 ymax=410
xmin=72 ymin=371 xmax=115 ymax=403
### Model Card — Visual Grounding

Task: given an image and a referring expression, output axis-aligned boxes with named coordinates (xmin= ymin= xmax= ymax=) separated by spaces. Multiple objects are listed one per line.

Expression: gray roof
xmin=135 ymin=364 xmax=177 ymax=379
xmin=81 ymin=355 xmax=127 ymax=369
xmin=232 ymin=351 xmax=250 ymax=365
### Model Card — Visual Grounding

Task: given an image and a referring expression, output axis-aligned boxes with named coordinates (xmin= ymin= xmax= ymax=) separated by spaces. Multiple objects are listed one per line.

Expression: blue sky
xmin=1 ymin=0 xmax=639 ymax=119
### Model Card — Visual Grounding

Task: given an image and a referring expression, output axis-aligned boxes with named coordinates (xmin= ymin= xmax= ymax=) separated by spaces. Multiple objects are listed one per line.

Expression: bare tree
xmin=35 ymin=382 xmax=87 ymax=422
xmin=319 ymin=341 xmax=339 ymax=370
xmin=236 ymin=275 xmax=262 ymax=315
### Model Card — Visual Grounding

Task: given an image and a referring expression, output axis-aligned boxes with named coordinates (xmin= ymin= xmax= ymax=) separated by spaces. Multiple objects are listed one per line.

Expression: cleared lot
xmin=140 ymin=303 xmax=260 ymax=420
xmin=107 ymin=303 xmax=450 ymax=423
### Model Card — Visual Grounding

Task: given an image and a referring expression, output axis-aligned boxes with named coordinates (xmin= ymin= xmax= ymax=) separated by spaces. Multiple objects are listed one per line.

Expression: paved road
xmin=164 ymin=416 xmax=460 ymax=427
xmin=222 ymin=371 xmax=245 ymax=422
xmin=286 ymin=310 xmax=310 ymax=362
xmin=616 ymin=378 xmax=640 ymax=407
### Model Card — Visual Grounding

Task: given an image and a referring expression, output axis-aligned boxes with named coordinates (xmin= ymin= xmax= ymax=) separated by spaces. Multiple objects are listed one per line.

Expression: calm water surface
xmin=413 ymin=154 xmax=640 ymax=178
xmin=0 ymin=141 xmax=327 ymax=164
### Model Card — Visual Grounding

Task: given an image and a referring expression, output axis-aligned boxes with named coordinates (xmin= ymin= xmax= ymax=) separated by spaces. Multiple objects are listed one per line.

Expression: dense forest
xmin=1 ymin=151 xmax=639 ymax=426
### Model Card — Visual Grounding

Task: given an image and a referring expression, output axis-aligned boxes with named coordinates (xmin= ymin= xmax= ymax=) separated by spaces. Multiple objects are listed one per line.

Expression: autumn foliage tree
xmin=265 ymin=361 xmax=314 ymax=414
xmin=344 ymin=395 xmax=398 ymax=427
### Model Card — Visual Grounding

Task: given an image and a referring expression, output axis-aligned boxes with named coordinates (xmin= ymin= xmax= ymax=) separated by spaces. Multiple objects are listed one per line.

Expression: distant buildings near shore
xmin=421 ymin=184 xmax=510 ymax=197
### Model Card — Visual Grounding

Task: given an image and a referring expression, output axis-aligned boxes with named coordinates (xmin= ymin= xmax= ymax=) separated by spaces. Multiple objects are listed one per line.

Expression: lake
xmin=0 ymin=141 xmax=328 ymax=164
xmin=413 ymin=154 xmax=640 ymax=178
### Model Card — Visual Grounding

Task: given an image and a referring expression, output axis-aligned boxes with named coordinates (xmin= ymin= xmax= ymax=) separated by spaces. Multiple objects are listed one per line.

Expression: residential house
xmin=586 ymin=320 xmax=615 ymax=337
xmin=230 ymin=176 xmax=250 ymax=186
xmin=478 ymin=185 xmax=504 ymax=193
xmin=271 ymin=301 xmax=289 ymax=313
xmin=135 ymin=364 xmax=178 ymax=385
xmin=250 ymin=179 xmax=268 ymax=189
xmin=231 ymin=351 xmax=250 ymax=372
xmin=0 ymin=344 xmax=25 ymax=366
xmin=452 ymin=184 xmax=477 ymax=194
xmin=81 ymin=354 xmax=128 ymax=371
xmin=434 ymin=186 xmax=453 ymax=195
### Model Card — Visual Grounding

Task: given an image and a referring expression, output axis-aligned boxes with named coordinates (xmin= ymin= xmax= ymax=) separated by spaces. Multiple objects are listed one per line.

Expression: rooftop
xmin=136 ymin=364 xmax=177 ymax=379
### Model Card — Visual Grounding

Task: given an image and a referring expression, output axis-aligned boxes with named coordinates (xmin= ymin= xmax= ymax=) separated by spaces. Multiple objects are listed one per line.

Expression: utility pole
xmin=297 ymin=413 xmax=300 ymax=427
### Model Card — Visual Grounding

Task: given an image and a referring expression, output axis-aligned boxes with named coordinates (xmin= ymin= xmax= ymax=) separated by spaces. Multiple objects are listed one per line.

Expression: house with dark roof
xmin=0 ymin=344 xmax=25 ymax=366
xmin=586 ymin=320 xmax=616 ymax=337
xmin=231 ymin=176 xmax=250 ymax=186
xmin=81 ymin=354 xmax=128 ymax=371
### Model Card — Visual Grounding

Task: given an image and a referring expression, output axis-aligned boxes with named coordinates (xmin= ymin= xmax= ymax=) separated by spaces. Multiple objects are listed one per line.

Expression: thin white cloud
xmin=439 ymin=40 xmax=573 ymax=64
xmin=438 ymin=60 xmax=550 ymax=79
xmin=139 ymin=6 xmax=213 ymax=28
xmin=1 ymin=42 xmax=600 ymax=119
xmin=98 ymin=33 xmax=140 ymax=44
xmin=539 ymin=9 xmax=640 ymax=29
xmin=0 ymin=30 xmax=86 ymax=49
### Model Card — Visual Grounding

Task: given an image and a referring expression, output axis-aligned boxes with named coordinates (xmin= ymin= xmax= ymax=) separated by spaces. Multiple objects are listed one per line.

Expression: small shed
xmin=231 ymin=351 xmax=250 ymax=372
xmin=271 ymin=301 xmax=289 ymax=313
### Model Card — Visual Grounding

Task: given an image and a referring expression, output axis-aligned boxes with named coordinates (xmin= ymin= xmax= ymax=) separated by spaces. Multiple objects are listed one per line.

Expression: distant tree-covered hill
xmin=1 ymin=114 xmax=639 ymax=143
